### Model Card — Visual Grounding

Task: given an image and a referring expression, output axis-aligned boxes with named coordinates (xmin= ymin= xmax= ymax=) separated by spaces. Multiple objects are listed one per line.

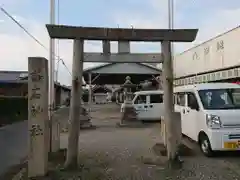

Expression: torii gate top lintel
xmin=46 ymin=24 xmax=198 ymax=42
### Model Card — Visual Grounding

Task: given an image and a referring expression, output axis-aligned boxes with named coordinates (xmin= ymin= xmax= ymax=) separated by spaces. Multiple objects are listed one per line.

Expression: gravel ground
xmin=60 ymin=103 xmax=240 ymax=180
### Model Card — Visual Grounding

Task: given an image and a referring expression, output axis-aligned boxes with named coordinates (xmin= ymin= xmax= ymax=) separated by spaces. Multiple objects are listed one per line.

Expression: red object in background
xmin=233 ymin=81 xmax=240 ymax=84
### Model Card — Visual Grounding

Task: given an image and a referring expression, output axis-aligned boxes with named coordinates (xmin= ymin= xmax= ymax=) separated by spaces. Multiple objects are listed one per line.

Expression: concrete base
xmin=95 ymin=102 xmax=107 ymax=104
xmin=61 ymin=114 xmax=93 ymax=133
xmin=80 ymin=119 xmax=93 ymax=129
xmin=152 ymin=142 xmax=195 ymax=157
xmin=50 ymin=121 xmax=60 ymax=153
xmin=116 ymin=121 xmax=145 ymax=128
xmin=161 ymin=112 xmax=182 ymax=151
xmin=120 ymin=102 xmax=137 ymax=124
xmin=152 ymin=142 xmax=184 ymax=169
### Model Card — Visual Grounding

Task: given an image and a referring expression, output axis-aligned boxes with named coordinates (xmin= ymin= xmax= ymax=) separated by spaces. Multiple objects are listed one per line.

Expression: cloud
xmin=1 ymin=0 xmax=240 ymax=86
xmin=111 ymin=1 xmax=240 ymax=71
xmin=0 ymin=15 xmax=105 ymax=86
xmin=193 ymin=8 xmax=240 ymax=43
xmin=113 ymin=1 xmax=240 ymax=53
xmin=0 ymin=12 xmax=162 ymax=87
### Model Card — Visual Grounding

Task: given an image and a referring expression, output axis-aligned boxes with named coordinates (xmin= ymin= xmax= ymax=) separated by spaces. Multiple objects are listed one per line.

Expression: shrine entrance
xmin=46 ymin=24 xmax=197 ymax=126
xmin=82 ymin=62 xmax=162 ymax=127
xmin=46 ymin=24 xmax=198 ymax=162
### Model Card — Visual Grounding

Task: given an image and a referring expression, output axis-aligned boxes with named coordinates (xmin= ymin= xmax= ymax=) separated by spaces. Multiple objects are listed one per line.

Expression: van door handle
xmin=183 ymin=109 xmax=185 ymax=114
xmin=144 ymin=105 xmax=148 ymax=108
xmin=149 ymin=105 xmax=153 ymax=108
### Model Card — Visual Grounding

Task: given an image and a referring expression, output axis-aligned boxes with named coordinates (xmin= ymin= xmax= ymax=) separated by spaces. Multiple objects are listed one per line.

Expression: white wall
xmin=174 ymin=26 xmax=240 ymax=78
xmin=94 ymin=93 xmax=107 ymax=104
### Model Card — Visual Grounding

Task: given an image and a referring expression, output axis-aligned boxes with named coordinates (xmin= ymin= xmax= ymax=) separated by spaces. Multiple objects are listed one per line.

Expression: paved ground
xmin=3 ymin=103 xmax=240 ymax=179
xmin=0 ymin=106 xmax=70 ymax=176
xmin=60 ymin=103 xmax=240 ymax=179
xmin=0 ymin=121 xmax=28 ymax=175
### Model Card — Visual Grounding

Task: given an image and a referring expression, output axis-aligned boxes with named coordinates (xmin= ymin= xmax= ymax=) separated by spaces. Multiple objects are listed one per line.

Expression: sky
xmin=0 ymin=0 xmax=240 ymax=86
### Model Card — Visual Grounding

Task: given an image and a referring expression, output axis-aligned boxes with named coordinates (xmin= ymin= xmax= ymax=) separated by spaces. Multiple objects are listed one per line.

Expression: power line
xmin=55 ymin=0 xmax=72 ymax=77
xmin=0 ymin=5 xmax=72 ymax=76
xmin=0 ymin=6 xmax=48 ymax=51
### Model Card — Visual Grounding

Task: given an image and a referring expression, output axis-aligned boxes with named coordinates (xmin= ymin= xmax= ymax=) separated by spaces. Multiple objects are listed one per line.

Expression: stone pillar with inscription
xmin=28 ymin=57 xmax=49 ymax=177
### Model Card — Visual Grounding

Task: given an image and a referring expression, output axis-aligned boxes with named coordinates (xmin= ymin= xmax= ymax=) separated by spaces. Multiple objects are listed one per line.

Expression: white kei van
xmin=132 ymin=90 xmax=164 ymax=121
xmin=174 ymin=83 xmax=240 ymax=156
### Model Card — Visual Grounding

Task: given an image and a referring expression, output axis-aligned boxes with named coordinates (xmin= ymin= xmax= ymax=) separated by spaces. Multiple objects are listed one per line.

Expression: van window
xmin=175 ymin=93 xmax=185 ymax=106
xmin=187 ymin=93 xmax=199 ymax=110
xmin=134 ymin=95 xmax=147 ymax=104
xmin=198 ymin=88 xmax=240 ymax=110
xmin=150 ymin=94 xmax=163 ymax=103
xmin=232 ymin=90 xmax=240 ymax=104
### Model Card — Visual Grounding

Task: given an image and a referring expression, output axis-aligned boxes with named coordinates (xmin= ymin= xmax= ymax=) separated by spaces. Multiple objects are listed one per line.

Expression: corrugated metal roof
xmin=83 ymin=62 xmax=161 ymax=74
xmin=0 ymin=71 xmax=28 ymax=81
xmin=0 ymin=71 xmax=71 ymax=91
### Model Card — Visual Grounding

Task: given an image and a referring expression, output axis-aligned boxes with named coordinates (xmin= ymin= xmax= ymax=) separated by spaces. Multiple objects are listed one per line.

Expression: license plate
xmin=224 ymin=142 xmax=239 ymax=149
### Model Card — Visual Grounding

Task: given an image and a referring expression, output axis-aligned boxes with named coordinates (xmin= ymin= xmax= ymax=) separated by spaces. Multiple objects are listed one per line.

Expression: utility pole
xmin=168 ymin=0 xmax=174 ymax=36
xmin=55 ymin=0 xmax=60 ymax=83
xmin=168 ymin=0 xmax=175 ymax=75
xmin=49 ymin=0 xmax=55 ymax=152
xmin=163 ymin=0 xmax=182 ymax=168
xmin=49 ymin=0 xmax=55 ymax=111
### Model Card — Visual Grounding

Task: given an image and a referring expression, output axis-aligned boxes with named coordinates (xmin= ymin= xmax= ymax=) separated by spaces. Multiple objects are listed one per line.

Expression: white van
xmin=132 ymin=90 xmax=164 ymax=121
xmin=174 ymin=83 xmax=240 ymax=156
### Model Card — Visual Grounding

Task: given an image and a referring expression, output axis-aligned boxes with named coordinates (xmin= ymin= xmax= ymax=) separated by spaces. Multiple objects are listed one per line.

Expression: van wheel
xmin=199 ymin=135 xmax=214 ymax=157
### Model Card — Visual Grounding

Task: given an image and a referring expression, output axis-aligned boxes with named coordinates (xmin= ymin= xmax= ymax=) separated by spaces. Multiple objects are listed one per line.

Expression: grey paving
xmin=0 ymin=121 xmax=27 ymax=175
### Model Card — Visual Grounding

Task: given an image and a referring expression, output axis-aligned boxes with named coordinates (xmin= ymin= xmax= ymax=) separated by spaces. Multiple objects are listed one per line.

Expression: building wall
xmin=174 ymin=67 xmax=240 ymax=86
xmin=0 ymin=82 xmax=70 ymax=109
xmin=94 ymin=93 xmax=107 ymax=104
xmin=55 ymin=86 xmax=61 ymax=106
xmin=174 ymin=26 xmax=240 ymax=78
xmin=60 ymin=88 xmax=70 ymax=105
xmin=0 ymin=83 xmax=27 ymax=97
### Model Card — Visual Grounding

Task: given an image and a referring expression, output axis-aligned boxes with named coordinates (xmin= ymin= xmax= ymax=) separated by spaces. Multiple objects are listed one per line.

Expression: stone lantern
xmin=120 ymin=76 xmax=137 ymax=125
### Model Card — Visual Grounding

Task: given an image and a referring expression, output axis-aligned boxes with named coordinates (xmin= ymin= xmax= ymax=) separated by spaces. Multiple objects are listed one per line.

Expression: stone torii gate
xmin=46 ymin=24 xmax=198 ymax=165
